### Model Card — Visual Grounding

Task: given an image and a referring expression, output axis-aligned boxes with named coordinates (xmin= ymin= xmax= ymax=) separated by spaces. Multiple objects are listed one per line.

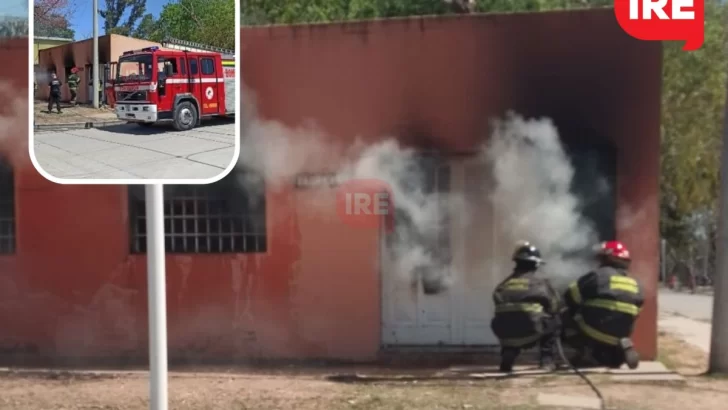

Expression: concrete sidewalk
xmin=658 ymin=312 xmax=711 ymax=353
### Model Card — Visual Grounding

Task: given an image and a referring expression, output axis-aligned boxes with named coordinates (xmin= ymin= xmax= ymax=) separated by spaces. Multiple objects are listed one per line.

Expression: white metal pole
xmin=709 ymin=76 xmax=728 ymax=374
xmin=145 ymin=184 xmax=168 ymax=409
xmin=92 ymin=0 xmax=100 ymax=108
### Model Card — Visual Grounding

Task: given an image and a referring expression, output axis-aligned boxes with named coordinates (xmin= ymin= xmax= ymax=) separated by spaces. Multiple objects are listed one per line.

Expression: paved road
xmin=658 ymin=288 xmax=713 ymax=322
xmin=658 ymin=288 xmax=713 ymax=352
xmin=33 ymin=119 xmax=236 ymax=180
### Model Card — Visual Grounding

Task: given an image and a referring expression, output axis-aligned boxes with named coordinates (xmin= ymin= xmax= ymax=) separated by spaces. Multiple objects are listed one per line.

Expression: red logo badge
xmin=614 ymin=0 xmax=705 ymax=51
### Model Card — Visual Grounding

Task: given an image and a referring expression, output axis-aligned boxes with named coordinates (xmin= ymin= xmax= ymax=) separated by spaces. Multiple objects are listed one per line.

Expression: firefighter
xmin=562 ymin=240 xmax=643 ymax=369
xmin=491 ymin=241 xmax=562 ymax=372
xmin=67 ymin=68 xmax=80 ymax=105
xmin=48 ymin=72 xmax=62 ymax=114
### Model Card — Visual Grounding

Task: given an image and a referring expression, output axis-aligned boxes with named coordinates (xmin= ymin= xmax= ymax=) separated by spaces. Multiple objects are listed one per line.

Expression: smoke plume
xmin=480 ymin=112 xmax=599 ymax=289
xmin=239 ymin=85 xmax=601 ymax=291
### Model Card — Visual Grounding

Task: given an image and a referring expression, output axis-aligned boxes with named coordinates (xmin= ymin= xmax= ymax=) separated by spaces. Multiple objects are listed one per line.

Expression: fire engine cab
xmin=114 ymin=44 xmax=235 ymax=131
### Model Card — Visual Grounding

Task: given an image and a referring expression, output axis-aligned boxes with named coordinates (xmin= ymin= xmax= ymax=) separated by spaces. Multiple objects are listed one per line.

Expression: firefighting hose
xmin=554 ymin=336 xmax=606 ymax=410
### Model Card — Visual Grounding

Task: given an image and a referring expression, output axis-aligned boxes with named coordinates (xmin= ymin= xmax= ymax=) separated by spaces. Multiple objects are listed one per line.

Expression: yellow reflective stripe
xmin=495 ymin=303 xmax=543 ymax=314
xmin=569 ymin=282 xmax=582 ymax=304
xmin=499 ymin=333 xmax=542 ymax=347
xmin=610 ymin=276 xmax=639 ymax=293
xmin=583 ymin=299 xmax=639 ymax=315
xmin=503 ymin=278 xmax=529 ymax=291
xmin=574 ymin=315 xmax=619 ymax=345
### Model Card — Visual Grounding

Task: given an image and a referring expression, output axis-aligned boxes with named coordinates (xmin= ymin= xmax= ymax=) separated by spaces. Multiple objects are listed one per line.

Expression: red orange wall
xmin=0 ymin=6 xmax=661 ymax=366
xmin=7 ymin=36 xmax=381 ymax=363
xmin=240 ymin=9 xmax=661 ymax=359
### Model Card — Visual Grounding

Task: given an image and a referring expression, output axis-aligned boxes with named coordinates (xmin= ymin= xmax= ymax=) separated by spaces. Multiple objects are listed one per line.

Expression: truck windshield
xmin=117 ymin=54 xmax=153 ymax=83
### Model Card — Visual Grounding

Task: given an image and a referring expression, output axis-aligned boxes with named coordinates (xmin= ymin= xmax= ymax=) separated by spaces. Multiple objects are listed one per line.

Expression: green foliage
xmin=0 ymin=17 xmax=29 ymax=38
xmin=34 ymin=22 xmax=74 ymax=39
xmin=100 ymin=0 xmax=147 ymax=36
xmin=659 ymin=0 xmax=728 ymax=254
xmin=154 ymin=0 xmax=235 ymax=50
xmin=239 ymin=0 xmax=728 ymax=254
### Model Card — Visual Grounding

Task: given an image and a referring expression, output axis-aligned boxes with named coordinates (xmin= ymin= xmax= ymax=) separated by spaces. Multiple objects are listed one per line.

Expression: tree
xmin=0 ymin=17 xmax=28 ymax=37
xmin=34 ymin=16 xmax=74 ymax=39
xmin=34 ymin=0 xmax=74 ymax=39
xmin=133 ymin=13 xmax=160 ymax=40
xmin=155 ymin=0 xmax=235 ymax=50
xmin=659 ymin=0 xmax=728 ymax=258
xmin=100 ymin=0 xmax=147 ymax=36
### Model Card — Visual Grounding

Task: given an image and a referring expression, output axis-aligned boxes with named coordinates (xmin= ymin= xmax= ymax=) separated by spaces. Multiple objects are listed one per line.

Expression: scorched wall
xmin=0 ymin=6 xmax=661 ymax=365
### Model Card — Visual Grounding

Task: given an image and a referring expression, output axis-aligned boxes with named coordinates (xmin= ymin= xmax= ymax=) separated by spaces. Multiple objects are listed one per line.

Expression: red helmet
xmin=597 ymin=241 xmax=631 ymax=268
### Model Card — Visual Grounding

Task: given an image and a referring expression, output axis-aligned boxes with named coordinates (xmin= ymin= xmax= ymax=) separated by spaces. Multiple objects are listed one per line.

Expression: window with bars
xmin=128 ymin=171 xmax=266 ymax=254
xmin=0 ymin=160 xmax=14 ymax=254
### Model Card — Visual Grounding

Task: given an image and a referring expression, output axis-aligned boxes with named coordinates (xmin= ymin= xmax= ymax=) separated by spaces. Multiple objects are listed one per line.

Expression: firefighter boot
xmin=499 ymin=348 xmax=519 ymax=373
xmin=539 ymin=355 xmax=557 ymax=372
xmin=539 ymin=335 xmax=558 ymax=372
xmin=619 ymin=338 xmax=640 ymax=370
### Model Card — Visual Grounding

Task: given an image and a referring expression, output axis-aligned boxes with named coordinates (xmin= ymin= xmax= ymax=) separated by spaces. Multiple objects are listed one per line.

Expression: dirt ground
xmin=33 ymin=101 xmax=117 ymax=125
xmin=0 ymin=332 xmax=726 ymax=410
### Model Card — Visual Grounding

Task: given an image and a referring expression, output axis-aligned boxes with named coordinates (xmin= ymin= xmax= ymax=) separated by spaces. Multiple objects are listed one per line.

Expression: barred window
xmin=129 ymin=171 xmax=266 ymax=254
xmin=0 ymin=160 xmax=14 ymax=254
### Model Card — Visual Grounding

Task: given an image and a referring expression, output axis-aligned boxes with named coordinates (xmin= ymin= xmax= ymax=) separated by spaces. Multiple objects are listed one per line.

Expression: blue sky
xmin=70 ymin=0 xmax=167 ymax=39
xmin=1 ymin=0 xmax=167 ymax=39
xmin=0 ymin=0 xmax=26 ymax=17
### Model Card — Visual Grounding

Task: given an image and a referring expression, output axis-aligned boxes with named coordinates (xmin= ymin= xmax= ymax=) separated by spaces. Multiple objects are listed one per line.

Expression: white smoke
xmin=239 ymin=85 xmax=602 ymax=291
xmin=480 ymin=112 xmax=600 ymax=289
xmin=238 ymin=86 xmax=464 ymax=290
xmin=0 ymin=81 xmax=29 ymax=161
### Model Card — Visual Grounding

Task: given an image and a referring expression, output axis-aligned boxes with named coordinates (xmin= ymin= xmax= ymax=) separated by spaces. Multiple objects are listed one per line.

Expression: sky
xmin=0 ymin=0 xmax=26 ymax=18
xmin=0 ymin=0 xmax=168 ymax=40
xmin=70 ymin=0 xmax=167 ymax=39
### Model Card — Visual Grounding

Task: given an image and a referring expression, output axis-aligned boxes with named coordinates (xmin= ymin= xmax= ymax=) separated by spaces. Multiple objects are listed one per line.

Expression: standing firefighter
xmin=562 ymin=240 xmax=644 ymax=369
xmin=491 ymin=241 xmax=562 ymax=372
xmin=67 ymin=68 xmax=80 ymax=105
xmin=48 ymin=73 xmax=62 ymax=114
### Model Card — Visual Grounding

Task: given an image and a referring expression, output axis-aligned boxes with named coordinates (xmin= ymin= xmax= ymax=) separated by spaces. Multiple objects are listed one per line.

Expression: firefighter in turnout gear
xmin=48 ymin=72 xmax=62 ymax=114
xmin=67 ymin=68 xmax=80 ymax=105
xmin=491 ymin=241 xmax=562 ymax=372
xmin=562 ymin=240 xmax=644 ymax=369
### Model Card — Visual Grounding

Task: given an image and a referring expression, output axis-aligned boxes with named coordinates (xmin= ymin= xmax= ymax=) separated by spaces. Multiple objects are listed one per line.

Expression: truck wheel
xmin=173 ymin=101 xmax=197 ymax=131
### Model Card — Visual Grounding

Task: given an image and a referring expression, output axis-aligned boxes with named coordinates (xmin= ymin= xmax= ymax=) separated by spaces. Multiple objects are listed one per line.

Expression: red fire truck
xmin=114 ymin=45 xmax=235 ymax=131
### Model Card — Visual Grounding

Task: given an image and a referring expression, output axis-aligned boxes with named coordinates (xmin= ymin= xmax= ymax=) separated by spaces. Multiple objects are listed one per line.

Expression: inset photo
xmin=31 ymin=0 xmax=238 ymax=182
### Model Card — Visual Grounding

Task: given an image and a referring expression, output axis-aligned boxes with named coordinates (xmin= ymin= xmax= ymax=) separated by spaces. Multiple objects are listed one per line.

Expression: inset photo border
xmin=28 ymin=0 xmax=240 ymax=184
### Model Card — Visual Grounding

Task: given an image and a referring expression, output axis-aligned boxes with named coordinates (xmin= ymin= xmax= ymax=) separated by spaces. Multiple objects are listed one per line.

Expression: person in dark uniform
xmin=561 ymin=240 xmax=644 ymax=369
xmin=491 ymin=241 xmax=562 ymax=372
xmin=48 ymin=72 xmax=62 ymax=114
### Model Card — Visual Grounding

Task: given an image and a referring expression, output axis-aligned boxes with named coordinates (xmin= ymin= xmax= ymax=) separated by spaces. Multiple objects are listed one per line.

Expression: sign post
xmin=709 ymin=74 xmax=728 ymax=374
xmin=145 ymin=184 xmax=168 ymax=409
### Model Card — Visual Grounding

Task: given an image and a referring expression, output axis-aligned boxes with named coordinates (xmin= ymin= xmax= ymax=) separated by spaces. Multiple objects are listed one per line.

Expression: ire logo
xmin=614 ymin=0 xmax=705 ymax=51
xmin=336 ymin=179 xmax=394 ymax=231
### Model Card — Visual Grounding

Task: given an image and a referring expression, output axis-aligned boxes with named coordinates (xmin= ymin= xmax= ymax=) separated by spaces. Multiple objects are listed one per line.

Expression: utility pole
xmin=709 ymin=74 xmax=728 ymax=373
xmin=92 ymin=0 xmax=100 ymax=109
xmin=145 ymin=184 xmax=168 ymax=410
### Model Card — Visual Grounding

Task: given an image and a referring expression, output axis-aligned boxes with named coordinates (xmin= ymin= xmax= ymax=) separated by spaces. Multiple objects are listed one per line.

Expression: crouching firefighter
xmin=562 ymin=240 xmax=644 ymax=369
xmin=491 ymin=242 xmax=562 ymax=372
